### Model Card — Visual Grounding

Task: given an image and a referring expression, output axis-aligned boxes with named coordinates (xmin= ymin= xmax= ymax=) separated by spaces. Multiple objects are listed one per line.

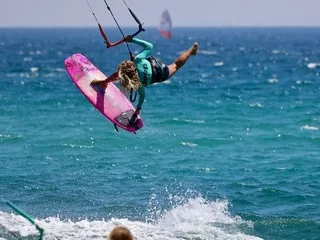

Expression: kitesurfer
xmin=92 ymin=35 xmax=198 ymax=125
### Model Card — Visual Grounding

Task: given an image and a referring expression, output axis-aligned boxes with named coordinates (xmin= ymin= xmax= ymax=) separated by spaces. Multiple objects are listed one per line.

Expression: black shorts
xmin=147 ymin=57 xmax=170 ymax=84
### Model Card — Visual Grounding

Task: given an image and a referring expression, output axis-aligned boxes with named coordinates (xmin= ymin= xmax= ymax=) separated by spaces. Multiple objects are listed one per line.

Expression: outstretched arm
xmin=124 ymin=35 xmax=153 ymax=60
xmin=100 ymin=24 xmax=144 ymax=48
xmin=136 ymin=87 xmax=145 ymax=111
xmin=128 ymin=87 xmax=145 ymax=126
xmin=132 ymin=38 xmax=153 ymax=59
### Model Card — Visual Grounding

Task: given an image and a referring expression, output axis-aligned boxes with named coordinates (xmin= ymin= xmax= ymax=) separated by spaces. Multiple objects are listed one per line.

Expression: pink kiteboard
xmin=64 ymin=53 xmax=143 ymax=133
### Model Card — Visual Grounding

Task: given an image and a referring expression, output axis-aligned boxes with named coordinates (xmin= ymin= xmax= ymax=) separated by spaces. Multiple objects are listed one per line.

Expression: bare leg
xmin=91 ymin=72 xmax=119 ymax=89
xmin=92 ymin=81 xmax=109 ymax=89
xmin=91 ymin=78 xmax=107 ymax=83
xmin=167 ymin=42 xmax=198 ymax=78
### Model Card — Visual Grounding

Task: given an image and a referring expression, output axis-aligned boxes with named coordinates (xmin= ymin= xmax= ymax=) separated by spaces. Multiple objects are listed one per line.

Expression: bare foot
xmin=190 ymin=42 xmax=198 ymax=56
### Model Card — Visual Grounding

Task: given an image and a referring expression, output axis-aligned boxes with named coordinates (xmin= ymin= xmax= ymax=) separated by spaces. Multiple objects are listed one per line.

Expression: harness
xmin=130 ymin=57 xmax=162 ymax=103
xmin=147 ymin=56 xmax=163 ymax=84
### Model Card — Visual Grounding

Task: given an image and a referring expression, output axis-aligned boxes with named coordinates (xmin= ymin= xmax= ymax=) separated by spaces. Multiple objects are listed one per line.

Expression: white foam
xmin=62 ymin=143 xmax=94 ymax=149
xmin=30 ymin=67 xmax=39 ymax=72
xmin=181 ymin=142 xmax=198 ymax=147
xmin=272 ymin=49 xmax=282 ymax=54
xmin=173 ymin=118 xmax=205 ymax=124
xmin=0 ymin=212 xmax=39 ymax=238
xmin=43 ymin=73 xmax=57 ymax=77
xmin=249 ymin=102 xmax=264 ymax=108
xmin=307 ymin=63 xmax=320 ymax=69
xmin=55 ymin=68 xmax=66 ymax=72
xmin=198 ymin=50 xmax=217 ymax=55
xmin=19 ymin=73 xmax=31 ymax=78
xmin=200 ymin=73 xmax=209 ymax=78
xmin=268 ymin=78 xmax=279 ymax=83
xmin=0 ymin=133 xmax=22 ymax=139
xmin=23 ymin=57 xmax=32 ymax=62
xmin=162 ymin=80 xmax=171 ymax=84
xmin=214 ymin=62 xmax=224 ymax=67
xmin=0 ymin=197 xmax=261 ymax=240
xmin=301 ymin=125 xmax=319 ymax=131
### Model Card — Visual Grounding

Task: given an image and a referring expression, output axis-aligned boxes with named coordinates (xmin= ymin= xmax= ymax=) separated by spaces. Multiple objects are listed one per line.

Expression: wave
xmin=300 ymin=125 xmax=319 ymax=131
xmin=249 ymin=102 xmax=264 ymax=108
xmin=0 ymin=133 xmax=22 ymax=140
xmin=307 ymin=63 xmax=320 ymax=69
xmin=181 ymin=142 xmax=198 ymax=147
xmin=197 ymin=50 xmax=218 ymax=55
xmin=0 ymin=197 xmax=261 ymax=240
xmin=214 ymin=62 xmax=224 ymax=67
xmin=172 ymin=118 xmax=205 ymax=124
xmin=267 ymin=78 xmax=279 ymax=84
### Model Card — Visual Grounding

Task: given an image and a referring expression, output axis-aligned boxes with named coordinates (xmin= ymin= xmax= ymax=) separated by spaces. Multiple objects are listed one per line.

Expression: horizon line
xmin=1 ymin=25 xmax=320 ymax=28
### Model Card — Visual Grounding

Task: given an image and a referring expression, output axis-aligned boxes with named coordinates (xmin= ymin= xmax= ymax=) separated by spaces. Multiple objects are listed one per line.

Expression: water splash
xmin=0 ymin=197 xmax=261 ymax=240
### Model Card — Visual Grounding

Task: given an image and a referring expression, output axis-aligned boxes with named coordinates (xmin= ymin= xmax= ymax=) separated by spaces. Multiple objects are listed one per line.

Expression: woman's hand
xmin=134 ymin=109 xmax=140 ymax=115
xmin=128 ymin=108 xmax=140 ymax=127
xmin=124 ymin=35 xmax=133 ymax=42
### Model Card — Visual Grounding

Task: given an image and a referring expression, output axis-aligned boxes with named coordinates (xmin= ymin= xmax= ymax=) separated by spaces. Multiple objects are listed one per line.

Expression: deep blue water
xmin=0 ymin=27 xmax=320 ymax=240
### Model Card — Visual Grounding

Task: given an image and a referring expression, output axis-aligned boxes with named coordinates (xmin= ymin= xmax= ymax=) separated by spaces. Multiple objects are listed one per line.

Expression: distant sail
xmin=158 ymin=10 xmax=172 ymax=39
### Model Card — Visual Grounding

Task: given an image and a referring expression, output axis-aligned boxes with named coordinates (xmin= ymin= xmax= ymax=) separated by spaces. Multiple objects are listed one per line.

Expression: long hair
xmin=118 ymin=60 xmax=141 ymax=92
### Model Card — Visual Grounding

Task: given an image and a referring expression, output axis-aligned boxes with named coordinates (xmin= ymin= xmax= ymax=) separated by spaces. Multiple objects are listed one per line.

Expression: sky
xmin=0 ymin=0 xmax=319 ymax=27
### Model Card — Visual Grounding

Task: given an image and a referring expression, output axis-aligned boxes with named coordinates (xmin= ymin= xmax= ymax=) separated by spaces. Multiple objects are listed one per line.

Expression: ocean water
xmin=0 ymin=27 xmax=319 ymax=240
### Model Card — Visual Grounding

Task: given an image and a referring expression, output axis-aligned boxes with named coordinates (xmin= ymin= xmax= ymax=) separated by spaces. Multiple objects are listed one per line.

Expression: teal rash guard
xmin=132 ymin=38 xmax=154 ymax=110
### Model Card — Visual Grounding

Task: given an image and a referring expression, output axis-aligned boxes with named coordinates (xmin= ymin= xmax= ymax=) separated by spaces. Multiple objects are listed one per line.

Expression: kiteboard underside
xmin=64 ymin=53 xmax=143 ymax=132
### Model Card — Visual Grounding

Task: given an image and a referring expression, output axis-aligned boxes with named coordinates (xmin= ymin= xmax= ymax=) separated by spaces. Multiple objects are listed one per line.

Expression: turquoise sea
xmin=0 ymin=27 xmax=319 ymax=240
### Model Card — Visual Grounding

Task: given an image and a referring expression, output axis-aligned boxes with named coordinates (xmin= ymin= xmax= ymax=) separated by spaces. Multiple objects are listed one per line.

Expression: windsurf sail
xmin=158 ymin=9 xmax=172 ymax=39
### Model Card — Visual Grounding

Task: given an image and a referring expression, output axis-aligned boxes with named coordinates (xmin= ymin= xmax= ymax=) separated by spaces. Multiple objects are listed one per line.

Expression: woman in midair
xmin=93 ymin=35 xmax=198 ymax=125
